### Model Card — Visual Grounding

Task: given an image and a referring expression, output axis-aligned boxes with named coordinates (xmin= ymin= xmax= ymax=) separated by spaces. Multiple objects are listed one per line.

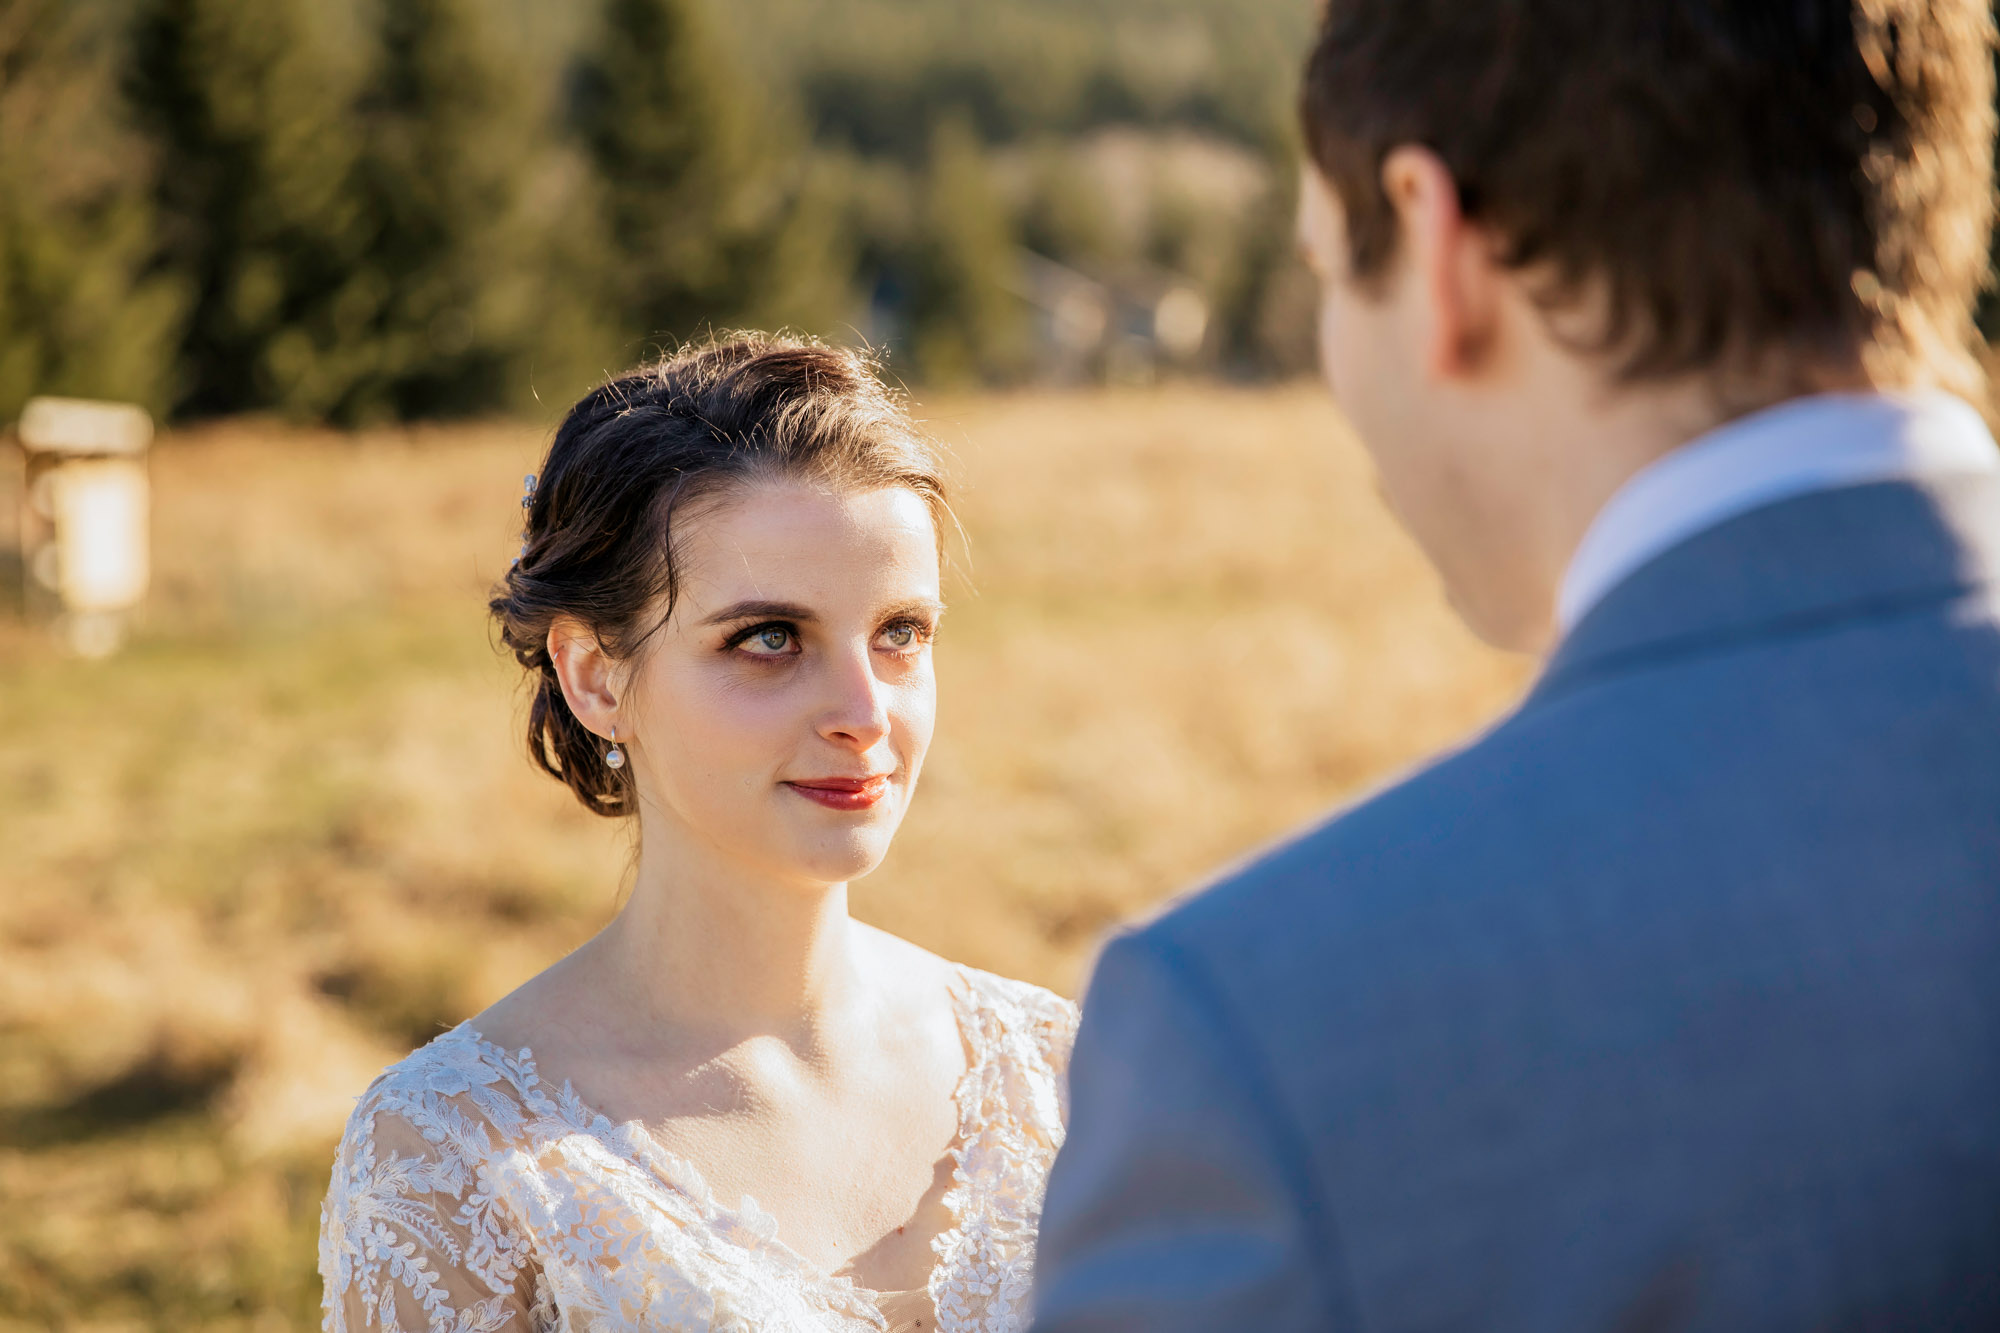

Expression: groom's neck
xmin=1436 ymin=337 xmax=1883 ymax=656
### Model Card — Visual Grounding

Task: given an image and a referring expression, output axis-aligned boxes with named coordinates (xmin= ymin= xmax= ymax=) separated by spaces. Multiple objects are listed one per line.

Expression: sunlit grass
xmin=0 ymin=385 xmax=1531 ymax=1327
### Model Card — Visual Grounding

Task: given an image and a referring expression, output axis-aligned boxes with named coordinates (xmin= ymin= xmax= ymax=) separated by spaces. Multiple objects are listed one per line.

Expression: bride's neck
xmin=595 ymin=836 xmax=863 ymax=1053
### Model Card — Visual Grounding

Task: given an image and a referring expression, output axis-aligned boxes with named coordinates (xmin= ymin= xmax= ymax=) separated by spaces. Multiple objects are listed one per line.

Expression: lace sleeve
xmin=1035 ymin=993 xmax=1080 ymax=1086
xmin=319 ymin=1085 xmax=539 ymax=1333
xmin=1017 ymin=983 xmax=1080 ymax=1126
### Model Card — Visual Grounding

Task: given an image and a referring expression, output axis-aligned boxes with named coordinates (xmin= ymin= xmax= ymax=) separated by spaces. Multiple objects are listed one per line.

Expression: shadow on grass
xmin=313 ymin=963 xmax=464 ymax=1054
xmin=0 ymin=1054 xmax=238 ymax=1149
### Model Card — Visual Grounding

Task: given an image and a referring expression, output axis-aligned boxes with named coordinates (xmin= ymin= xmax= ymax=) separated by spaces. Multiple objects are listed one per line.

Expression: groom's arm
xmin=1030 ymin=928 xmax=1345 ymax=1332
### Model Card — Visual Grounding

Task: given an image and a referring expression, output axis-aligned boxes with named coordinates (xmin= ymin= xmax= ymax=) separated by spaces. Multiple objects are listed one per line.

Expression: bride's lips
xmin=783 ymin=775 xmax=892 ymax=811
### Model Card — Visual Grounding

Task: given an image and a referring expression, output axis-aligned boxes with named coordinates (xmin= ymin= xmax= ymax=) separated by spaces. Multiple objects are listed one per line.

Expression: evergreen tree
xmin=350 ymin=0 xmax=567 ymax=419
xmin=127 ymin=0 xmax=373 ymax=418
xmin=576 ymin=0 xmax=848 ymax=352
xmin=0 ymin=0 xmax=184 ymax=422
xmin=1211 ymin=179 xmax=1317 ymax=378
xmin=910 ymin=118 xmax=1023 ymax=384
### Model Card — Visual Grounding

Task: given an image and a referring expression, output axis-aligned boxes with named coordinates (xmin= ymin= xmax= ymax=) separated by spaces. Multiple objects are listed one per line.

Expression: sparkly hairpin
xmin=513 ymin=473 xmax=538 ymax=566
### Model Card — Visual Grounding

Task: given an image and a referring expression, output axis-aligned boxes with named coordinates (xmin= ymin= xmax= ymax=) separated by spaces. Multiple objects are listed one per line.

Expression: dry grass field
xmin=0 ymin=384 xmax=1531 ymax=1329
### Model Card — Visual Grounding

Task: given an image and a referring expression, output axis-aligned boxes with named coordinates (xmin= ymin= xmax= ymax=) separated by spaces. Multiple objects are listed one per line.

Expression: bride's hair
xmin=489 ymin=332 xmax=949 ymax=816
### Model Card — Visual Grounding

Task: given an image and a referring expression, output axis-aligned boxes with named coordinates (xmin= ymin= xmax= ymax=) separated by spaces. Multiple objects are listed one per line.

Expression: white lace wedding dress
xmin=319 ymin=965 xmax=1076 ymax=1333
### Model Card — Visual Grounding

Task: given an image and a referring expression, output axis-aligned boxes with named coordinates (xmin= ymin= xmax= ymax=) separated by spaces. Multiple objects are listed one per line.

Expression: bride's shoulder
xmin=322 ymin=1028 xmax=552 ymax=1326
xmin=336 ymin=1024 xmax=541 ymax=1159
xmin=957 ymin=962 xmax=1078 ymax=1034
xmin=948 ymin=962 xmax=1079 ymax=1144
xmin=854 ymin=924 xmax=1078 ymax=1066
xmin=951 ymin=960 xmax=1080 ymax=1080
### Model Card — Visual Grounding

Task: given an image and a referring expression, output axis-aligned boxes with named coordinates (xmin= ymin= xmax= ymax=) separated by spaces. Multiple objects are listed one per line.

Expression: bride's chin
xmin=775 ymin=829 xmax=897 ymax=886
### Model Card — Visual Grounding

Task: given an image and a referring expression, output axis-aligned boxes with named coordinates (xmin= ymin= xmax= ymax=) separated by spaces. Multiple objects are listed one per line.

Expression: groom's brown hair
xmin=1301 ymin=0 xmax=1997 ymax=394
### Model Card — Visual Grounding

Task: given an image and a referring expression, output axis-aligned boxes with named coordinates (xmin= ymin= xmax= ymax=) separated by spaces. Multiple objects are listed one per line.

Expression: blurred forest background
xmin=1 ymin=0 xmax=1319 ymax=428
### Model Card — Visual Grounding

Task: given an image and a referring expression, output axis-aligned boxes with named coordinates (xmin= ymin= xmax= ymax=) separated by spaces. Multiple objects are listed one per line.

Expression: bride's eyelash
xmin=719 ymin=617 xmax=937 ymax=652
xmin=721 ymin=620 xmax=794 ymax=651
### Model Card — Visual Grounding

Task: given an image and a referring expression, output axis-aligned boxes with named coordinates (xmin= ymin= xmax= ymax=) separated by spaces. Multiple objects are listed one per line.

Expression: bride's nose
xmin=814 ymin=641 xmax=891 ymax=750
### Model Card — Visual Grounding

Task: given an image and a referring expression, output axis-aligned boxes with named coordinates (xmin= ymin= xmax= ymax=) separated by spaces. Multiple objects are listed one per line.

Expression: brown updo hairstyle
xmin=489 ymin=332 xmax=950 ymax=816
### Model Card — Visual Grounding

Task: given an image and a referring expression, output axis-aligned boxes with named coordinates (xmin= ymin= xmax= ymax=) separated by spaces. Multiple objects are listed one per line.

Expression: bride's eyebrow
xmin=879 ymin=598 xmax=946 ymax=621
xmin=699 ymin=600 xmax=816 ymax=626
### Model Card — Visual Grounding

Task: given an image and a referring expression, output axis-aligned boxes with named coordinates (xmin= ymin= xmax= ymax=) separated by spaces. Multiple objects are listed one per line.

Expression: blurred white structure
xmin=15 ymin=396 xmax=154 ymax=658
xmin=1152 ymin=287 xmax=1209 ymax=361
xmin=1010 ymin=249 xmax=1211 ymax=384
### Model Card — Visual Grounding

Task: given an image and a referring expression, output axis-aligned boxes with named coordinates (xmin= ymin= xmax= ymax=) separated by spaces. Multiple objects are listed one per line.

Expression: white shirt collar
xmin=1556 ymin=390 xmax=2000 ymax=634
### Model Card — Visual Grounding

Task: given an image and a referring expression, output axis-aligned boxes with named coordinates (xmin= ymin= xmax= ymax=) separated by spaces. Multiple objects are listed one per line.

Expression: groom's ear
xmin=1381 ymin=145 xmax=1505 ymax=384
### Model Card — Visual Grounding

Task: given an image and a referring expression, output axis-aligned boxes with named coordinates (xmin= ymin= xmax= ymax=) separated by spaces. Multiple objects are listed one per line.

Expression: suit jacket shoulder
xmin=1104 ymin=474 xmax=2000 ymax=1331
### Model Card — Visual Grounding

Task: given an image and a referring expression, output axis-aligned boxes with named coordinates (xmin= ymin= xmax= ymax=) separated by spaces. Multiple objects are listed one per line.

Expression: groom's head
xmin=1297 ymin=0 xmax=1996 ymax=652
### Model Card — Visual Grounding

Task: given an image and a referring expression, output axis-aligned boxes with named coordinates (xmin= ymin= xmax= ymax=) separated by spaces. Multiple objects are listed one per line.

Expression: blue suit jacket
xmin=1030 ymin=474 xmax=2000 ymax=1332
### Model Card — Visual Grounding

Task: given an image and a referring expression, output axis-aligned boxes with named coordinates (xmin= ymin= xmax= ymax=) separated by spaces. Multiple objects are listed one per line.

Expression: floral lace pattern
xmin=319 ymin=966 xmax=1077 ymax=1333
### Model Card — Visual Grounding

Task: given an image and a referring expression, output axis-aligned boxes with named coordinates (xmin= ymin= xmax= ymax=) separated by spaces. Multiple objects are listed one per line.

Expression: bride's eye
xmin=734 ymin=624 xmax=797 ymax=656
xmin=877 ymin=621 xmax=929 ymax=652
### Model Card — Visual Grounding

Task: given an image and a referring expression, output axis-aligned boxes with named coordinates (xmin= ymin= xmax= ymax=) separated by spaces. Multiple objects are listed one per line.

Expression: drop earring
xmin=604 ymin=724 xmax=625 ymax=771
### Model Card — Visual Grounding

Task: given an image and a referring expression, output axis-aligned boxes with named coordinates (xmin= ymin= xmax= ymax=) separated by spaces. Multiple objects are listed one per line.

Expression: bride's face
xmin=620 ymin=479 xmax=942 ymax=888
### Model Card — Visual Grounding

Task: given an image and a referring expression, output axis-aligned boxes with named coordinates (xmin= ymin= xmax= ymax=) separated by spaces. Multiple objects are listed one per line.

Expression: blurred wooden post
xmin=15 ymin=397 xmax=154 ymax=658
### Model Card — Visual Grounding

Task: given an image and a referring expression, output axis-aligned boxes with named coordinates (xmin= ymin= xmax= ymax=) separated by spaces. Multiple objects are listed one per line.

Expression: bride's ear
xmin=548 ymin=618 xmax=622 ymax=740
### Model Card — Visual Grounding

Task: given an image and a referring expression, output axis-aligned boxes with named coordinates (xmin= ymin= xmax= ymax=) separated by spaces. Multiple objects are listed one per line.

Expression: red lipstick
xmin=783 ymin=776 xmax=891 ymax=811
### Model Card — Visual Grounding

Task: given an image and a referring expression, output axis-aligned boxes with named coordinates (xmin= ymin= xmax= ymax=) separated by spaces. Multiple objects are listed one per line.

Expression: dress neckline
xmin=450 ymin=961 xmax=986 ymax=1317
